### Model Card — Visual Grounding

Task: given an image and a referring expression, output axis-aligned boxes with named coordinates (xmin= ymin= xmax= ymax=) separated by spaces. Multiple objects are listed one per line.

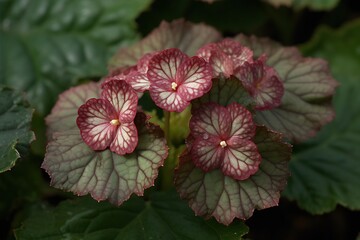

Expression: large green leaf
xmin=0 ymin=87 xmax=35 ymax=173
xmin=283 ymin=19 xmax=360 ymax=213
xmin=235 ymin=34 xmax=337 ymax=143
xmin=0 ymin=0 xmax=151 ymax=115
xmin=14 ymin=191 xmax=248 ymax=240
xmin=44 ymin=81 xmax=168 ymax=205
xmin=175 ymin=126 xmax=291 ymax=225
xmin=109 ymin=19 xmax=221 ymax=70
xmin=0 ymin=158 xmax=53 ymax=218
xmin=43 ymin=112 xmax=168 ymax=206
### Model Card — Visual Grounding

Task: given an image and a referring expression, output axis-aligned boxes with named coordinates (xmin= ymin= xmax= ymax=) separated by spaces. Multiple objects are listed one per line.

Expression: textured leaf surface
xmin=15 ymin=191 xmax=248 ymax=240
xmin=0 ymin=0 xmax=151 ymax=115
xmin=175 ymin=126 xmax=291 ymax=225
xmin=235 ymin=34 xmax=337 ymax=142
xmin=109 ymin=19 xmax=221 ymax=69
xmin=46 ymin=82 xmax=100 ymax=139
xmin=283 ymin=20 xmax=360 ymax=213
xmin=43 ymin=113 xmax=167 ymax=205
xmin=192 ymin=77 xmax=254 ymax=111
xmin=148 ymin=49 xmax=212 ymax=112
xmin=0 ymin=87 xmax=35 ymax=173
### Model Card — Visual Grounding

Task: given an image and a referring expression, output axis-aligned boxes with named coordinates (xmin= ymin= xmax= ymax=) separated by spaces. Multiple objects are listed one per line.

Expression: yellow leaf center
xmin=219 ymin=140 xmax=227 ymax=148
xmin=110 ymin=119 xmax=120 ymax=126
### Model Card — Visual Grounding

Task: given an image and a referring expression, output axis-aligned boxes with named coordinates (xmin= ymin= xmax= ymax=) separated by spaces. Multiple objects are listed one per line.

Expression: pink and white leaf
xmin=222 ymin=138 xmax=261 ymax=180
xmin=235 ymin=34 xmax=338 ymax=142
xmin=110 ymin=122 xmax=138 ymax=155
xmin=149 ymin=86 xmax=189 ymax=112
xmin=177 ymin=56 xmax=213 ymax=101
xmin=217 ymin=38 xmax=253 ymax=67
xmin=209 ymin=51 xmax=234 ymax=78
xmin=175 ymin=126 xmax=291 ymax=225
xmin=191 ymin=136 xmax=224 ymax=172
xmin=235 ymin=60 xmax=284 ymax=110
xmin=226 ymin=102 xmax=256 ymax=138
xmin=101 ymin=80 xmax=138 ymax=123
xmin=189 ymin=103 xmax=231 ymax=138
xmin=76 ymin=98 xmax=118 ymax=151
xmin=147 ymin=48 xmax=187 ymax=83
xmin=43 ymin=113 xmax=168 ymax=206
xmin=126 ymin=71 xmax=151 ymax=92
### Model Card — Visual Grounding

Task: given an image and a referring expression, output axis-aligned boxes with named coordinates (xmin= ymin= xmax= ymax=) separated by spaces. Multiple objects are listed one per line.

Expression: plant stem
xmin=164 ymin=111 xmax=170 ymax=145
xmin=161 ymin=111 xmax=173 ymax=190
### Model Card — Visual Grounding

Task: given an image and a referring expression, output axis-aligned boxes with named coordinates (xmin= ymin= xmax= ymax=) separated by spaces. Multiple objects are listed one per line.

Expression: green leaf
xmin=192 ymin=77 xmax=254 ymax=111
xmin=109 ymin=19 xmax=221 ymax=70
xmin=0 ymin=87 xmax=35 ymax=173
xmin=0 ymin=0 xmax=152 ymax=115
xmin=283 ymin=19 xmax=360 ymax=213
xmin=175 ymin=126 xmax=291 ymax=225
xmin=264 ymin=0 xmax=340 ymax=10
xmin=235 ymin=34 xmax=337 ymax=142
xmin=45 ymin=82 xmax=100 ymax=140
xmin=292 ymin=0 xmax=340 ymax=10
xmin=43 ymin=113 xmax=168 ymax=206
xmin=15 ymin=191 xmax=248 ymax=240
xmin=0 ymin=157 xmax=53 ymax=218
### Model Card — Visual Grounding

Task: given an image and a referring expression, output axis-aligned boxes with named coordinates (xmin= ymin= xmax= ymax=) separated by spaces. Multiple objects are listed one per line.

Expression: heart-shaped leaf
xmin=15 ymin=191 xmax=248 ymax=240
xmin=0 ymin=87 xmax=35 ymax=173
xmin=175 ymin=126 xmax=291 ymax=225
xmin=283 ymin=19 xmax=360 ymax=213
xmin=109 ymin=19 xmax=222 ymax=69
xmin=0 ymin=0 xmax=152 ymax=115
xmin=235 ymin=34 xmax=338 ymax=142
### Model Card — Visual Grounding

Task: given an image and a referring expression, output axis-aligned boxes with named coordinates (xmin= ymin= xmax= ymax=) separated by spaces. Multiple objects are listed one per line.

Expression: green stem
xmin=161 ymin=111 xmax=173 ymax=190
xmin=164 ymin=111 xmax=170 ymax=145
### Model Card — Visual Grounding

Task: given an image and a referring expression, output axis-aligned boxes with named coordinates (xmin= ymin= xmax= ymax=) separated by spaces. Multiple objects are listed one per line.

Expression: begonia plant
xmin=43 ymin=19 xmax=337 ymax=226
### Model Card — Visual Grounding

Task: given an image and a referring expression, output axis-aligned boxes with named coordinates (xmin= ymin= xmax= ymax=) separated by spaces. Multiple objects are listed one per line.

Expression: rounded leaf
xmin=190 ymin=103 xmax=231 ymax=138
xmin=46 ymin=82 xmax=100 ymax=139
xmin=77 ymin=98 xmax=118 ymax=151
xmin=175 ymin=126 xmax=291 ymax=225
xmin=109 ymin=19 xmax=221 ymax=69
xmin=222 ymin=138 xmax=262 ymax=180
xmin=227 ymin=102 xmax=256 ymax=138
xmin=43 ymin=113 xmax=168 ymax=205
xmin=110 ymin=122 xmax=138 ymax=155
xmin=177 ymin=56 xmax=213 ymax=101
xmin=191 ymin=136 xmax=224 ymax=172
xmin=101 ymin=80 xmax=138 ymax=123
xmin=235 ymin=34 xmax=338 ymax=142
